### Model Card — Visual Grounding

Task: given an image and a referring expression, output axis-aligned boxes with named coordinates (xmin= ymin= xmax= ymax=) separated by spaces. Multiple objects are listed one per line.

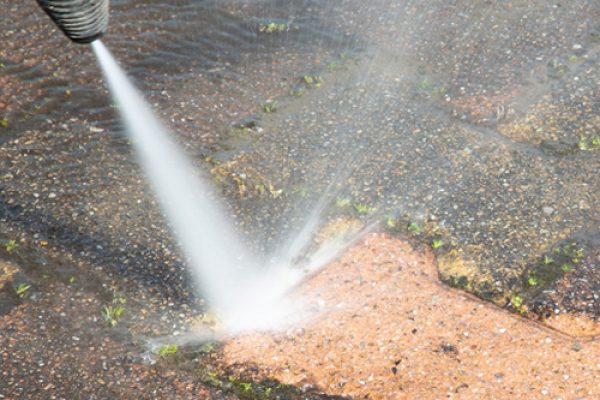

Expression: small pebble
xmin=542 ymin=207 xmax=554 ymax=215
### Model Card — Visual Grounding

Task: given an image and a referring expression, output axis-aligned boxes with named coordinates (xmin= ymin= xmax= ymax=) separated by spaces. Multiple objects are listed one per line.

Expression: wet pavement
xmin=1 ymin=0 xmax=599 ymax=398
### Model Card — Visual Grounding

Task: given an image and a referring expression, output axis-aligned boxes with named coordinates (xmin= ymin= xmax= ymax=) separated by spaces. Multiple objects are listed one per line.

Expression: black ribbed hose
xmin=36 ymin=0 xmax=109 ymax=44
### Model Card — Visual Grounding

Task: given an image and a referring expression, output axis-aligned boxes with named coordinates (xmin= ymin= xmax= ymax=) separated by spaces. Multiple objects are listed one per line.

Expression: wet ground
xmin=1 ymin=0 xmax=599 ymax=398
xmin=226 ymin=234 xmax=600 ymax=399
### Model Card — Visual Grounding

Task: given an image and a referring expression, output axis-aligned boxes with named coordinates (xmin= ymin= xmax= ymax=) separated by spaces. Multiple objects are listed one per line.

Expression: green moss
xmin=102 ymin=305 xmax=124 ymax=327
xmin=513 ymin=240 xmax=587 ymax=316
xmin=102 ymin=293 xmax=126 ymax=327
xmin=354 ymin=202 xmax=376 ymax=215
xmin=302 ymin=75 xmax=323 ymax=88
xmin=262 ymin=101 xmax=278 ymax=113
xmin=548 ymin=59 xmax=567 ymax=76
xmin=336 ymin=197 xmax=351 ymax=208
xmin=431 ymin=239 xmax=443 ymax=249
xmin=561 ymin=264 xmax=574 ymax=273
xmin=15 ymin=283 xmax=31 ymax=298
xmin=431 ymin=86 xmax=446 ymax=96
xmin=407 ymin=222 xmax=421 ymax=235
xmin=157 ymin=344 xmax=178 ymax=357
xmin=385 ymin=216 xmax=396 ymax=229
xmin=200 ymin=371 xmax=302 ymax=400
xmin=3 ymin=239 xmax=18 ymax=253
xmin=258 ymin=21 xmax=288 ymax=33
xmin=510 ymin=294 xmax=523 ymax=308
xmin=527 ymin=276 xmax=539 ymax=286
xmin=291 ymin=87 xmax=304 ymax=97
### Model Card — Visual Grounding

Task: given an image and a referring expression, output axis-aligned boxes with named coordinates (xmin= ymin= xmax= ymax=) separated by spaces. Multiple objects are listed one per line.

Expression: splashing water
xmin=92 ymin=40 xmax=361 ymax=333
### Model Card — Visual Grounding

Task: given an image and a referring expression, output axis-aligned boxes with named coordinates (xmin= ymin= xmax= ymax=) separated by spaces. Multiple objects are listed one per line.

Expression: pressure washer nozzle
xmin=36 ymin=0 xmax=109 ymax=44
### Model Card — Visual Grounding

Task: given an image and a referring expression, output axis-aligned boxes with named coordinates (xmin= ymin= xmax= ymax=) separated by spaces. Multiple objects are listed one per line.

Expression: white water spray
xmin=92 ymin=40 xmax=304 ymax=331
xmin=92 ymin=40 xmax=366 ymax=333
